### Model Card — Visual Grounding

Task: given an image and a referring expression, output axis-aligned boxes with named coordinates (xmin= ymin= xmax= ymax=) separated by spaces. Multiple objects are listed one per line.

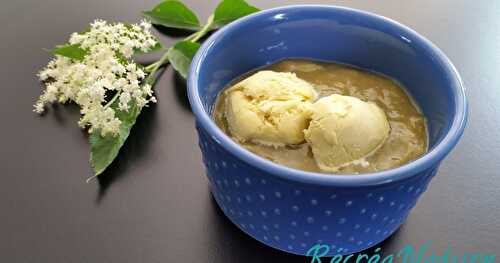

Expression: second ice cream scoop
xmin=304 ymin=94 xmax=390 ymax=172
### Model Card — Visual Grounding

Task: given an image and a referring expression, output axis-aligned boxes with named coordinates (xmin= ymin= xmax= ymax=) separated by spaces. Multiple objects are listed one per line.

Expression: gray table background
xmin=1 ymin=0 xmax=499 ymax=262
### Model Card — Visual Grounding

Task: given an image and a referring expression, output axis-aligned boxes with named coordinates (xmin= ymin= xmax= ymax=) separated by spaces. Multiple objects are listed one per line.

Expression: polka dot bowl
xmin=188 ymin=5 xmax=467 ymax=256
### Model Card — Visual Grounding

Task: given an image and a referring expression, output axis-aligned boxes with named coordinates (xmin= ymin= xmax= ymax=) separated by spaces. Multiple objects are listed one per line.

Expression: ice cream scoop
xmin=304 ymin=94 xmax=390 ymax=172
xmin=224 ymin=70 xmax=317 ymax=147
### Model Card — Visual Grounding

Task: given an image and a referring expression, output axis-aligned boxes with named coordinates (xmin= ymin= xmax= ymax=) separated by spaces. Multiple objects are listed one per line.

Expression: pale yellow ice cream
xmin=304 ymin=94 xmax=390 ymax=172
xmin=224 ymin=71 xmax=317 ymax=147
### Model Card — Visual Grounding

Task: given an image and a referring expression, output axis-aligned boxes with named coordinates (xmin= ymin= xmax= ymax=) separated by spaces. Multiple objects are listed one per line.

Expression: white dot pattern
xmin=196 ymin=128 xmax=439 ymax=256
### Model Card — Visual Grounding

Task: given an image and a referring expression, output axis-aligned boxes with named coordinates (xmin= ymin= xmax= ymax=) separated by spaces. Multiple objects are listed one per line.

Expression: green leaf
xmin=50 ymin=44 xmax=88 ymax=61
xmin=143 ymin=0 xmax=201 ymax=30
xmin=212 ymin=0 xmax=260 ymax=29
xmin=167 ymin=40 xmax=200 ymax=78
xmin=89 ymin=101 xmax=142 ymax=176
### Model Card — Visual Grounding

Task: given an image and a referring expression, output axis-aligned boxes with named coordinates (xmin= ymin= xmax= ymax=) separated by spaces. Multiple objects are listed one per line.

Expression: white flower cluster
xmin=34 ymin=20 xmax=158 ymax=137
xmin=69 ymin=19 xmax=158 ymax=58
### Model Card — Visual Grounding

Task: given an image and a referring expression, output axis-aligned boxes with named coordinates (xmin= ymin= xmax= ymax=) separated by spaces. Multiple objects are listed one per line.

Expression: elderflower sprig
xmin=34 ymin=0 xmax=259 ymax=179
xmin=35 ymin=20 xmax=158 ymax=137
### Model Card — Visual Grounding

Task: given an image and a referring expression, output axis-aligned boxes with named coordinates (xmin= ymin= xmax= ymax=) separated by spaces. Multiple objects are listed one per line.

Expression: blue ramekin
xmin=187 ymin=5 xmax=467 ymax=256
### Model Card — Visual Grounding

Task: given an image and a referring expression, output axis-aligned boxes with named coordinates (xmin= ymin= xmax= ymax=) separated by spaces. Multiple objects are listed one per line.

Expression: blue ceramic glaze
xmin=187 ymin=5 xmax=467 ymax=256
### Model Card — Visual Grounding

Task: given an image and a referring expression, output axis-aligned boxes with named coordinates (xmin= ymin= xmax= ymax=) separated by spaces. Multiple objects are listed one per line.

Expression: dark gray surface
xmin=1 ymin=0 xmax=499 ymax=262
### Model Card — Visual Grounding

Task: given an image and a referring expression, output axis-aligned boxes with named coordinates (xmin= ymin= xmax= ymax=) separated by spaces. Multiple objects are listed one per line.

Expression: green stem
xmin=190 ymin=15 xmax=214 ymax=43
xmin=143 ymin=15 xmax=214 ymax=84
xmin=145 ymin=50 xmax=171 ymax=85
xmin=104 ymin=91 xmax=120 ymax=108
xmin=184 ymin=32 xmax=200 ymax=42
xmin=145 ymin=61 xmax=160 ymax=72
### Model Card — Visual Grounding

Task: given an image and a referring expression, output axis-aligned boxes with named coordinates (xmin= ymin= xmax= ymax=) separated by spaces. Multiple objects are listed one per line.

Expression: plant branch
xmin=184 ymin=31 xmax=200 ymax=42
xmin=189 ymin=15 xmax=214 ymax=43
xmin=144 ymin=15 xmax=214 ymax=80
xmin=104 ymin=91 xmax=120 ymax=109
xmin=145 ymin=61 xmax=161 ymax=72
xmin=145 ymin=50 xmax=171 ymax=85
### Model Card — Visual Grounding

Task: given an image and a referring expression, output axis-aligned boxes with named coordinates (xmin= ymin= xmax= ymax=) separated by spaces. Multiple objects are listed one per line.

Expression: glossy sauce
xmin=213 ymin=59 xmax=428 ymax=174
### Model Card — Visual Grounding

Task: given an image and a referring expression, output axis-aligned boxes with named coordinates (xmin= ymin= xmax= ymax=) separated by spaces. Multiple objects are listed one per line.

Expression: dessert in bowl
xmin=213 ymin=61 xmax=427 ymax=174
xmin=187 ymin=5 xmax=467 ymax=256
